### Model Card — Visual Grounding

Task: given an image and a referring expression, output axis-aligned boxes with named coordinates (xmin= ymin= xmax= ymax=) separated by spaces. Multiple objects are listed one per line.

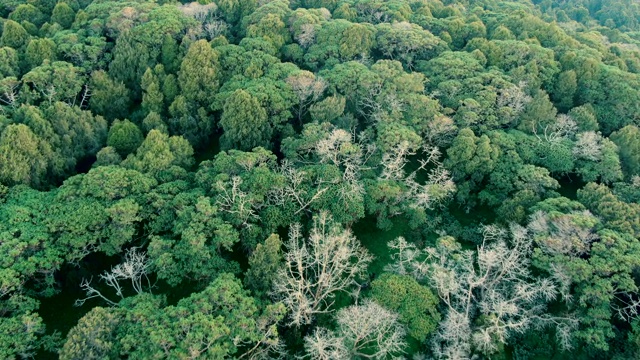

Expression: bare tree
xmin=535 ymin=114 xmax=577 ymax=145
xmin=527 ymin=210 xmax=598 ymax=257
xmin=0 ymin=77 xmax=20 ymax=111
xmin=304 ymin=300 xmax=406 ymax=360
xmin=178 ymin=1 xmax=217 ymax=22
xmin=497 ymin=81 xmax=531 ymax=125
xmin=273 ymin=212 xmax=372 ymax=327
xmin=203 ymin=20 xmax=229 ymax=40
xmin=75 ymin=248 xmax=151 ymax=307
xmin=426 ymin=115 xmax=458 ymax=147
xmin=286 ymin=71 xmax=327 ymax=123
xmin=314 ymin=128 xmax=375 ymax=203
xmin=379 ymin=141 xmax=456 ymax=212
xmin=386 ymin=225 xmax=577 ymax=359
xmin=268 ymin=160 xmax=328 ymax=216
xmin=215 ymin=176 xmax=259 ymax=227
xmin=295 ymin=23 xmax=317 ymax=48
xmin=573 ymin=131 xmax=603 ymax=161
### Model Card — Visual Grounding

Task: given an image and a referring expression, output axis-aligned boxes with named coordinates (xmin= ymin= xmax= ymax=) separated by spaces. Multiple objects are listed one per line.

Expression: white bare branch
xmin=273 ymin=212 xmax=372 ymax=327
xmin=387 ymin=226 xmax=577 ymax=358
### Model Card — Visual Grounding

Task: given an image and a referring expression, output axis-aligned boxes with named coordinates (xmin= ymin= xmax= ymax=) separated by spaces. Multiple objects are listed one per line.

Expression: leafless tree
xmin=178 ymin=2 xmax=217 ymax=22
xmin=215 ymin=176 xmax=260 ymax=227
xmin=527 ymin=210 xmax=598 ymax=257
xmin=0 ymin=78 xmax=20 ymax=110
xmin=535 ymin=114 xmax=577 ymax=145
xmin=303 ymin=328 xmax=348 ymax=360
xmin=304 ymin=300 xmax=406 ymax=360
xmin=295 ymin=23 xmax=317 ymax=48
xmin=379 ymin=141 xmax=456 ymax=212
xmin=286 ymin=71 xmax=327 ymax=123
xmin=386 ymin=225 xmax=577 ymax=359
xmin=314 ymin=128 xmax=375 ymax=203
xmin=426 ymin=115 xmax=458 ymax=147
xmin=268 ymin=160 xmax=328 ymax=216
xmin=497 ymin=81 xmax=532 ymax=124
xmin=573 ymin=131 xmax=603 ymax=161
xmin=203 ymin=20 xmax=229 ymax=40
xmin=273 ymin=212 xmax=372 ymax=327
xmin=75 ymin=248 xmax=151 ymax=307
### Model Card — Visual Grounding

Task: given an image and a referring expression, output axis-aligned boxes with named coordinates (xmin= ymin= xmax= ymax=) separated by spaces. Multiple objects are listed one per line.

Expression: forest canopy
xmin=1 ymin=0 xmax=640 ymax=359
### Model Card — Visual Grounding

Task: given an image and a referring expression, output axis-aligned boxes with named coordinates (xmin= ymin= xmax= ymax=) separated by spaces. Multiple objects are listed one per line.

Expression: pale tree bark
xmin=273 ymin=212 xmax=372 ymax=327
xmin=386 ymin=225 xmax=577 ymax=359
xmin=573 ymin=131 xmax=603 ymax=161
xmin=380 ymin=141 xmax=456 ymax=212
xmin=286 ymin=71 xmax=326 ymax=123
xmin=75 ymin=248 xmax=151 ymax=307
xmin=303 ymin=301 xmax=405 ymax=360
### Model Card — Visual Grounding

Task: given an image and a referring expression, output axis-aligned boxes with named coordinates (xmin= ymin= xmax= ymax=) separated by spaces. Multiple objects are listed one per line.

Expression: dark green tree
xmin=107 ymin=119 xmax=143 ymax=157
xmin=220 ymin=89 xmax=271 ymax=151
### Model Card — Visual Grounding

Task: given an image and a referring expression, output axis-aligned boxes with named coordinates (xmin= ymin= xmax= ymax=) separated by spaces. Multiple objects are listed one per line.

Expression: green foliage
xmin=1 ymin=0 xmax=640 ymax=358
xmin=122 ymin=129 xmax=194 ymax=176
xmin=51 ymin=2 xmax=75 ymax=29
xmin=60 ymin=307 xmax=119 ymax=360
xmin=116 ymin=274 xmax=283 ymax=358
xmin=220 ymin=89 xmax=271 ymax=151
xmin=0 ymin=124 xmax=49 ymax=186
xmin=371 ymin=273 xmax=440 ymax=342
xmin=107 ymin=119 xmax=143 ymax=156
xmin=245 ymin=234 xmax=283 ymax=298
xmin=610 ymin=125 xmax=640 ymax=178
xmin=89 ymin=70 xmax=132 ymax=121
xmin=178 ymin=39 xmax=220 ymax=106
xmin=1 ymin=20 xmax=29 ymax=49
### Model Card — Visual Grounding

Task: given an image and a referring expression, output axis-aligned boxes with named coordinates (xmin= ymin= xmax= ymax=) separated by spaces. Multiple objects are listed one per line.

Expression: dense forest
xmin=1 ymin=0 xmax=640 ymax=359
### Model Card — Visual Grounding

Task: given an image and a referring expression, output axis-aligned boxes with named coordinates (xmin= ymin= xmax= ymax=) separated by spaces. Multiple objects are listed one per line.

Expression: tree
xmin=527 ymin=197 xmax=640 ymax=351
xmin=371 ymin=273 xmax=441 ymax=342
xmin=553 ymin=70 xmax=577 ymax=111
xmin=178 ymin=39 xmax=220 ymax=107
xmin=304 ymin=301 xmax=406 ymax=359
xmin=0 ymin=47 xmax=19 ymax=78
xmin=141 ymin=67 xmax=164 ymax=115
xmin=8 ymin=4 xmax=46 ymax=28
xmin=116 ymin=273 xmax=285 ymax=359
xmin=309 ymin=96 xmax=345 ymax=124
xmin=94 ymin=146 xmax=123 ymax=167
xmin=0 ymin=311 xmax=46 ymax=359
xmin=610 ymin=125 xmax=640 ymax=178
xmin=107 ymin=119 xmax=143 ymax=156
xmin=22 ymin=61 xmax=83 ymax=104
xmin=220 ymin=89 xmax=271 ymax=151
xmin=1 ymin=20 xmax=29 ymax=49
xmin=60 ymin=307 xmax=119 ymax=360
xmin=75 ymin=248 xmax=151 ymax=307
xmin=285 ymin=71 xmax=326 ymax=123
xmin=273 ymin=212 xmax=372 ymax=326
xmin=122 ymin=129 xmax=194 ymax=176
xmin=518 ymin=90 xmax=558 ymax=135
xmin=0 ymin=124 xmax=49 ymax=187
xmin=24 ymin=38 xmax=56 ymax=69
xmin=568 ymin=104 xmax=599 ymax=132
xmin=375 ymin=22 xmax=443 ymax=68
xmin=141 ymin=111 xmax=167 ymax=134
xmin=387 ymin=230 xmax=577 ymax=358
xmin=51 ymin=2 xmax=75 ymax=29
xmin=245 ymin=234 xmax=282 ymax=298
xmin=89 ymin=70 xmax=132 ymax=121
xmin=340 ymin=23 xmax=376 ymax=59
